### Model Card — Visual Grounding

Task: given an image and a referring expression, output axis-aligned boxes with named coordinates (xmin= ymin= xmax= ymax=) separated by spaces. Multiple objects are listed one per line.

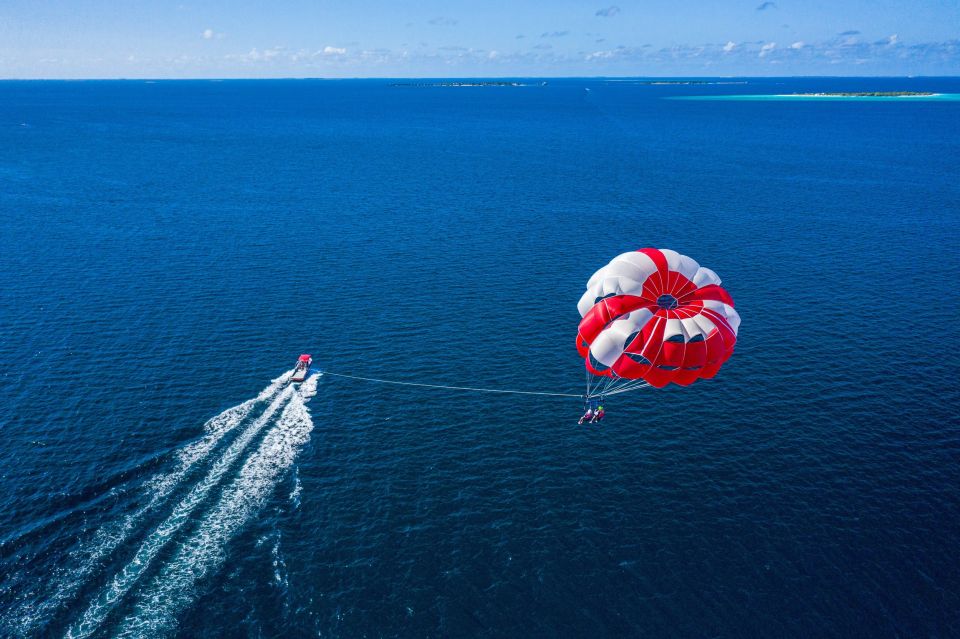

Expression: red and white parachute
xmin=577 ymin=248 xmax=740 ymax=396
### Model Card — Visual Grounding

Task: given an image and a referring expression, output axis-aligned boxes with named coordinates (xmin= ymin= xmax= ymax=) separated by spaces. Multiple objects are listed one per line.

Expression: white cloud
xmin=182 ymin=32 xmax=960 ymax=76
xmin=887 ymin=34 xmax=899 ymax=45
xmin=227 ymin=47 xmax=285 ymax=63
xmin=202 ymin=28 xmax=224 ymax=40
xmin=586 ymin=50 xmax=615 ymax=60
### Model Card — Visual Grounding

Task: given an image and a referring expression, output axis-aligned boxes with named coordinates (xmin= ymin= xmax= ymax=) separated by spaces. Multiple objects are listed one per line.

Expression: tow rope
xmin=315 ymin=370 xmax=585 ymax=398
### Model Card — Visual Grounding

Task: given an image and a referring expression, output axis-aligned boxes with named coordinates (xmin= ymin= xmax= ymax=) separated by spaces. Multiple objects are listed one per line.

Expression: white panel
xmin=702 ymin=300 xmax=740 ymax=335
xmin=608 ymin=252 xmax=658 ymax=283
xmin=724 ymin=306 xmax=741 ymax=334
xmin=577 ymin=289 xmax=599 ymax=317
xmin=663 ymin=318 xmax=684 ymax=341
xmin=584 ymin=251 xmax=655 ymax=302
xmin=692 ymin=313 xmax=718 ymax=336
xmin=578 ymin=276 xmax=615 ymax=316
xmin=586 ymin=264 xmax=610 ymax=289
xmin=598 ymin=277 xmax=624 ymax=298
xmin=692 ymin=266 xmax=722 ymax=287
xmin=621 ymin=308 xmax=655 ymax=333
xmin=579 ymin=275 xmax=651 ymax=316
xmin=680 ymin=317 xmax=703 ymax=341
xmin=590 ymin=329 xmax=627 ymax=367
xmin=589 ymin=310 xmax=654 ymax=366
xmin=615 ymin=250 xmax=658 ymax=271
xmin=702 ymin=299 xmax=728 ymax=313
xmin=660 ymin=249 xmax=683 ymax=272
xmin=600 ymin=276 xmax=646 ymax=298
xmin=676 ymin=254 xmax=701 ymax=280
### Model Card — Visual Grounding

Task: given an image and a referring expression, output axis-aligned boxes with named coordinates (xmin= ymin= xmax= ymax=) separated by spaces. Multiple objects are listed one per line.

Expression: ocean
xmin=1 ymin=77 xmax=958 ymax=638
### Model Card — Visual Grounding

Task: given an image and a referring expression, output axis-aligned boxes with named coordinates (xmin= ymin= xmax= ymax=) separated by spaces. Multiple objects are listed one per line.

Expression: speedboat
xmin=290 ymin=354 xmax=312 ymax=383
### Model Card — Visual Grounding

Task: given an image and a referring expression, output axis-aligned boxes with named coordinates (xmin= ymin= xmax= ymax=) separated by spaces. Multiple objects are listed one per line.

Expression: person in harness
xmin=591 ymin=404 xmax=605 ymax=423
xmin=578 ymin=405 xmax=594 ymax=425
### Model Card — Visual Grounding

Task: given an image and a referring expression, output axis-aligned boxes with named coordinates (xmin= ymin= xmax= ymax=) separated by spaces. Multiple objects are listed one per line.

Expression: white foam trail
xmin=67 ymin=383 xmax=297 ymax=639
xmin=288 ymin=465 xmax=303 ymax=508
xmin=299 ymin=370 xmax=320 ymax=400
xmin=114 ymin=378 xmax=317 ymax=638
xmin=5 ymin=373 xmax=291 ymax=637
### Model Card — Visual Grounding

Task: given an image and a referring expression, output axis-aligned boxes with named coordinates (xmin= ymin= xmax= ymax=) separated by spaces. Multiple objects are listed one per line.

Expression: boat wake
xmin=114 ymin=373 xmax=318 ymax=637
xmin=0 ymin=371 xmax=318 ymax=638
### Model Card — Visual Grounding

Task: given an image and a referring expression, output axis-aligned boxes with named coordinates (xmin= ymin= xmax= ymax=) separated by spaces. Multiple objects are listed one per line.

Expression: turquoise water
xmin=677 ymin=92 xmax=960 ymax=101
xmin=1 ymin=77 xmax=959 ymax=637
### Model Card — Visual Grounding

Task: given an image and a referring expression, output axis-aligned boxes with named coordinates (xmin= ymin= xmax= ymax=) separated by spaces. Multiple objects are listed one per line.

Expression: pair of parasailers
xmin=578 ymin=402 xmax=605 ymax=424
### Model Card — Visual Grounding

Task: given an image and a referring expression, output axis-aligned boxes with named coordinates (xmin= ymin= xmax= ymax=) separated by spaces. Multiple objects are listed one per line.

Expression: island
xmin=391 ymin=81 xmax=546 ymax=87
xmin=605 ymin=80 xmax=747 ymax=85
xmin=787 ymin=91 xmax=936 ymax=97
xmin=636 ymin=80 xmax=748 ymax=85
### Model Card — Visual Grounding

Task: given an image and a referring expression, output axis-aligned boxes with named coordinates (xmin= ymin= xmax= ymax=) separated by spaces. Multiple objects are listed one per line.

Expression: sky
xmin=0 ymin=0 xmax=958 ymax=78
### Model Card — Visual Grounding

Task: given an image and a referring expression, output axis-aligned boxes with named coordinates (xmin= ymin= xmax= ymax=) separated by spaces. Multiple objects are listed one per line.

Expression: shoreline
xmin=775 ymin=92 xmax=941 ymax=98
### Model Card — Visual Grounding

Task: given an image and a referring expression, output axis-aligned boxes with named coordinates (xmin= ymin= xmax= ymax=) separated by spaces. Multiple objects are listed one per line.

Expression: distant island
xmin=392 ymin=81 xmax=545 ymax=87
xmin=606 ymin=80 xmax=748 ymax=85
xmin=637 ymin=80 xmax=748 ymax=85
xmin=787 ymin=91 xmax=937 ymax=97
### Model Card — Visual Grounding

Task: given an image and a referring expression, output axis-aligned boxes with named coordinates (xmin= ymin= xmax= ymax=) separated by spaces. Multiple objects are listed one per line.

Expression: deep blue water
xmin=1 ymin=77 xmax=959 ymax=638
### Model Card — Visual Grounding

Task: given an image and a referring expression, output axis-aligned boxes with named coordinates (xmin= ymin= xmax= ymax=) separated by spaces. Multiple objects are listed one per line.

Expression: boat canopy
xmin=298 ymin=354 xmax=312 ymax=362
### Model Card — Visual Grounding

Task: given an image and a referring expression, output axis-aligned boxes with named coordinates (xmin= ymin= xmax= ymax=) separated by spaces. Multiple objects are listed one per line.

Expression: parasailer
xmin=593 ymin=404 xmax=605 ymax=422
xmin=578 ymin=407 xmax=594 ymax=424
xmin=577 ymin=248 xmax=740 ymax=403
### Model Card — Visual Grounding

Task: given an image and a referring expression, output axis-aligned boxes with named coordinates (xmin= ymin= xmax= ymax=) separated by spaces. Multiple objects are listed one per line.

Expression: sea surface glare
xmin=1 ymin=78 xmax=959 ymax=638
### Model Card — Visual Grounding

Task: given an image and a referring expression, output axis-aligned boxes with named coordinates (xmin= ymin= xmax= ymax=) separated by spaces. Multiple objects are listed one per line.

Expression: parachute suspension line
xmin=584 ymin=372 xmax=652 ymax=399
xmin=319 ymin=371 xmax=583 ymax=398
xmin=605 ymin=379 xmax=651 ymax=396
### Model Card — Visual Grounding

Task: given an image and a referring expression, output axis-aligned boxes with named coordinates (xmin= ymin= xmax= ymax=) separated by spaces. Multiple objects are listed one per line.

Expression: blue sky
xmin=1 ymin=1 xmax=958 ymax=78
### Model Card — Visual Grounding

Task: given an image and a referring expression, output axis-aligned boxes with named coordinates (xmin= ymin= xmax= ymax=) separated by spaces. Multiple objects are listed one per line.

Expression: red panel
xmin=577 ymin=294 xmax=653 ymax=352
xmin=673 ymin=303 xmax=703 ymax=319
xmin=690 ymin=284 xmax=735 ymax=307
xmin=638 ymin=316 xmax=666 ymax=363
xmin=672 ymin=369 xmax=701 ymax=386
xmin=638 ymin=248 xmax=668 ymax=292
xmin=701 ymin=308 xmax=738 ymax=353
xmin=681 ymin=339 xmax=707 ymax=369
xmin=674 ymin=276 xmax=694 ymax=300
xmin=661 ymin=341 xmax=686 ymax=368
xmin=642 ymin=279 xmax=661 ymax=301
xmin=576 ymin=334 xmax=590 ymax=357
xmin=612 ymin=354 xmax=651 ymax=379
xmin=641 ymin=366 xmax=674 ymax=388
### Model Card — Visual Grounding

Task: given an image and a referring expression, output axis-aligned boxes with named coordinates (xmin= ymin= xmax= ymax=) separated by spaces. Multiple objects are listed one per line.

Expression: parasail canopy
xmin=577 ymin=248 xmax=740 ymax=394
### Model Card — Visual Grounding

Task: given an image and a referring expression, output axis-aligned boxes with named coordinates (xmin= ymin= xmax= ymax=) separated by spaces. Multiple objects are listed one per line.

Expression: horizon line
xmin=2 ymin=74 xmax=959 ymax=81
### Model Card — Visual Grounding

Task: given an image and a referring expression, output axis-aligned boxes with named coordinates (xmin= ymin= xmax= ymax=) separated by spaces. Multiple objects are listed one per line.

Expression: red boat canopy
xmin=298 ymin=354 xmax=312 ymax=362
